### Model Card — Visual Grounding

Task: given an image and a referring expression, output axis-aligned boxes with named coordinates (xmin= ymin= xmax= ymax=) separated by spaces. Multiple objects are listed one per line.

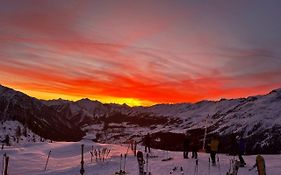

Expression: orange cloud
xmin=1 ymin=1 xmax=281 ymax=106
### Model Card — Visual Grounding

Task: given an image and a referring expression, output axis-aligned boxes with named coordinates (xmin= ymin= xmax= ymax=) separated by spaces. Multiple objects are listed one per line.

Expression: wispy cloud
xmin=1 ymin=0 xmax=281 ymax=105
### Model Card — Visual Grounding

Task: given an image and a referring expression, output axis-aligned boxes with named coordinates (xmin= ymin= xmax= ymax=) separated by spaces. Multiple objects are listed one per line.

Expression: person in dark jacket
xmin=144 ymin=133 xmax=151 ymax=153
xmin=229 ymin=134 xmax=239 ymax=156
xmin=237 ymin=136 xmax=246 ymax=166
xmin=191 ymin=137 xmax=199 ymax=159
xmin=183 ymin=133 xmax=190 ymax=159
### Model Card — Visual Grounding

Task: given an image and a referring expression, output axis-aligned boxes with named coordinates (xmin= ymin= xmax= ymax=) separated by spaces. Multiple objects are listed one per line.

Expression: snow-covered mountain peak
xmin=42 ymin=98 xmax=71 ymax=106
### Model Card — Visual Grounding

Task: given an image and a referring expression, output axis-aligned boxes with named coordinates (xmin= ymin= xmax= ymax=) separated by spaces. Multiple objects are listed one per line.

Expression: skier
xmin=229 ymin=134 xmax=238 ymax=156
xmin=208 ymin=135 xmax=219 ymax=165
xmin=237 ymin=136 xmax=246 ymax=166
xmin=183 ymin=132 xmax=190 ymax=159
xmin=250 ymin=154 xmax=266 ymax=175
xmin=191 ymin=137 xmax=199 ymax=159
xmin=143 ymin=133 xmax=151 ymax=153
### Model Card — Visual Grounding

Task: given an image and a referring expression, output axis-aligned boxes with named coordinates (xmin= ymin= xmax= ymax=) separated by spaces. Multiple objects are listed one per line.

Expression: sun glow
xmin=20 ymin=89 xmax=154 ymax=107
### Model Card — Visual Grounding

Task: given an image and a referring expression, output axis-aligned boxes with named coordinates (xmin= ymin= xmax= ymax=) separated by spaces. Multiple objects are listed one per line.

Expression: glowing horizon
xmin=1 ymin=1 xmax=281 ymax=106
xmin=18 ymin=88 xmax=154 ymax=106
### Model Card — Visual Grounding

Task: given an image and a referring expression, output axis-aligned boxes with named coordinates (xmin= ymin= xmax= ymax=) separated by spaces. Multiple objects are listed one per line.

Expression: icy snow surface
xmin=0 ymin=140 xmax=280 ymax=175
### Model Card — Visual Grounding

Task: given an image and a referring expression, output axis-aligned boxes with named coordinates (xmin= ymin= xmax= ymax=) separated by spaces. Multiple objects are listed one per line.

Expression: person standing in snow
xmin=229 ymin=134 xmax=238 ymax=156
xmin=237 ymin=136 xmax=246 ymax=166
xmin=208 ymin=135 xmax=219 ymax=165
xmin=183 ymin=133 xmax=190 ymax=159
xmin=144 ymin=133 xmax=151 ymax=153
xmin=191 ymin=137 xmax=199 ymax=159
xmin=230 ymin=134 xmax=246 ymax=166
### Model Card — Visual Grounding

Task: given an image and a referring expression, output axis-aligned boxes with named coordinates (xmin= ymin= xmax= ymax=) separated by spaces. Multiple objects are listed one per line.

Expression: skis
xmin=137 ymin=151 xmax=145 ymax=175
xmin=169 ymin=166 xmax=184 ymax=174
xmin=137 ymin=151 xmax=152 ymax=175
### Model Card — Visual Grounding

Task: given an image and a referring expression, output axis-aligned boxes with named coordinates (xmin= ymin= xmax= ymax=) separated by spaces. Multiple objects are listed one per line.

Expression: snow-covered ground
xmin=0 ymin=140 xmax=280 ymax=175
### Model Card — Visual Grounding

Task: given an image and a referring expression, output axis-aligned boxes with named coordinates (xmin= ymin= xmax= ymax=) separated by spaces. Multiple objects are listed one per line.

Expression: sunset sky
xmin=1 ymin=0 xmax=281 ymax=106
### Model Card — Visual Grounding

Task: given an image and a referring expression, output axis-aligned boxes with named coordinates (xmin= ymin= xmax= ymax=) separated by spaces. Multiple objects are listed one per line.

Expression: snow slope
xmin=0 ymin=141 xmax=280 ymax=175
xmin=0 ymin=120 xmax=46 ymax=145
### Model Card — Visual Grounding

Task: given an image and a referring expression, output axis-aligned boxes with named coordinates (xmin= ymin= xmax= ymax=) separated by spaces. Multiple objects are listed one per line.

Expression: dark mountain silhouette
xmin=0 ymin=85 xmax=85 ymax=141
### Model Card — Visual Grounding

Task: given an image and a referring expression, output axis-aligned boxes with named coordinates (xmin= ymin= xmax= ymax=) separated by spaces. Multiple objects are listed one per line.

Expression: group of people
xmin=143 ymin=132 xmax=247 ymax=166
xmin=142 ymin=132 xmax=265 ymax=174
xmin=183 ymin=133 xmax=199 ymax=159
xmin=183 ymin=133 xmax=246 ymax=166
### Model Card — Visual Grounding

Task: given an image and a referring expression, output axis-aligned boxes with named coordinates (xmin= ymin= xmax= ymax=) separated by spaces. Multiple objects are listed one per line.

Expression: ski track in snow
xmin=0 ymin=140 xmax=280 ymax=175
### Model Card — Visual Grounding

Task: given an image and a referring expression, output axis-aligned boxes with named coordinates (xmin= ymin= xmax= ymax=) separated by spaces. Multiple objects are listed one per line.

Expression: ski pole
xmin=91 ymin=146 xmax=94 ymax=163
xmin=106 ymin=149 xmax=111 ymax=159
xmin=2 ymin=153 xmax=5 ymax=175
xmin=208 ymin=157 xmax=210 ymax=175
xmin=44 ymin=150 xmax=51 ymax=171
xmin=146 ymin=153 xmax=148 ymax=174
xmin=124 ymin=154 xmax=127 ymax=173
xmin=98 ymin=149 xmax=101 ymax=161
xmin=194 ymin=159 xmax=198 ymax=175
xmin=134 ymin=141 xmax=137 ymax=156
xmin=248 ymin=164 xmax=256 ymax=171
xmin=217 ymin=155 xmax=221 ymax=175
xmin=94 ymin=149 xmax=98 ymax=161
xmin=119 ymin=154 xmax=123 ymax=173
xmin=3 ymin=155 xmax=9 ymax=175
xmin=2 ymin=153 xmax=6 ymax=175
xmin=126 ymin=143 xmax=130 ymax=155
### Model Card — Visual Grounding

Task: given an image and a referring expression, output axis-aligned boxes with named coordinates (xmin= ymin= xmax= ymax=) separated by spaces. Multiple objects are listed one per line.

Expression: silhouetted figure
xmin=208 ymin=135 xmax=219 ymax=165
xmin=192 ymin=137 xmax=199 ymax=159
xmin=229 ymin=134 xmax=238 ymax=156
xmin=229 ymin=134 xmax=246 ymax=166
xmin=183 ymin=133 xmax=190 ymax=159
xmin=237 ymin=136 xmax=246 ymax=166
xmin=144 ymin=133 xmax=151 ymax=153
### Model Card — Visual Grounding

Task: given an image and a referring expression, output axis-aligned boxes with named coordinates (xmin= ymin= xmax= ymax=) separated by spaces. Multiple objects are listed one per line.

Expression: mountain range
xmin=1 ymin=84 xmax=281 ymax=154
